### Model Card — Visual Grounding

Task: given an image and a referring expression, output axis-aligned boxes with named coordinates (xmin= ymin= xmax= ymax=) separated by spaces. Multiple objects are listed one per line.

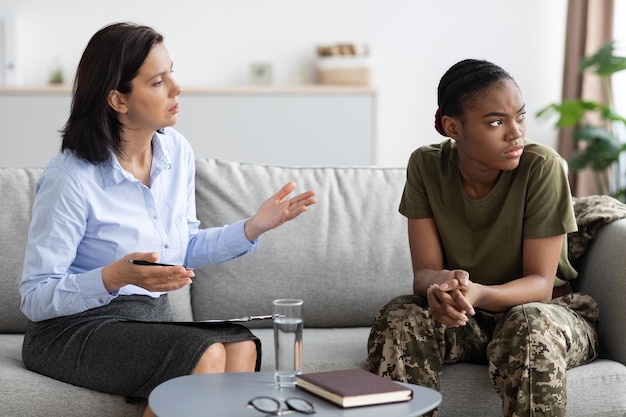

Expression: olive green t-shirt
xmin=399 ymin=139 xmax=578 ymax=286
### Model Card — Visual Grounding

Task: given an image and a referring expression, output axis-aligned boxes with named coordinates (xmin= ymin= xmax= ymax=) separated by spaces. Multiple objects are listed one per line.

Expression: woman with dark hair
xmin=19 ymin=22 xmax=316 ymax=417
xmin=366 ymin=59 xmax=598 ymax=417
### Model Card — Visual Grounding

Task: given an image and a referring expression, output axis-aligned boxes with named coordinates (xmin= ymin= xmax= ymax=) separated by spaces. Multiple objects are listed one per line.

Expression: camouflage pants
xmin=365 ymin=293 xmax=599 ymax=417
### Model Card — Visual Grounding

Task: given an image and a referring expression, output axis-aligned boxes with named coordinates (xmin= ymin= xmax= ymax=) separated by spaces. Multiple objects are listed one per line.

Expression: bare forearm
xmin=415 ymin=269 xmax=555 ymax=314
xmin=473 ymin=275 xmax=554 ymax=312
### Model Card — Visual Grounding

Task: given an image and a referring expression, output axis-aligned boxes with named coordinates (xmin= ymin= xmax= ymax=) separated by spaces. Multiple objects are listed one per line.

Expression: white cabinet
xmin=0 ymin=86 xmax=376 ymax=168
xmin=0 ymin=88 xmax=71 ymax=168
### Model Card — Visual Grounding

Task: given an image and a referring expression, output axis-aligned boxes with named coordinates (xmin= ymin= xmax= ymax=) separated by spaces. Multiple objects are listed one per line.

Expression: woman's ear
xmin=107 ymin=90 xmax=127 ymax=114
xmin=442 ymin=115 xmax=461 ymax=139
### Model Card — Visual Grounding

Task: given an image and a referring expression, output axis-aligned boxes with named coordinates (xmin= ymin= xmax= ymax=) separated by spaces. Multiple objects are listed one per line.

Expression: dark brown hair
xmin=61 ymin=22 xmax=164 ymax=162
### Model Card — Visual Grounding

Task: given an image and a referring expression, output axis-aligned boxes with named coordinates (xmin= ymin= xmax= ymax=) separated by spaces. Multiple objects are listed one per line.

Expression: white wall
xmin=0 ymin=0 xmax=568 ymax=167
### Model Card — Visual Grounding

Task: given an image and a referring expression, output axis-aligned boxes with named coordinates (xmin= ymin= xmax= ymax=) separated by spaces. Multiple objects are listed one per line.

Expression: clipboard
xmin=161 ymin=314 xmax=275 ymax=326
xmin=131 ymin=314 xmax=275 ymax=326
xmin=193 ymin=314 xmax=274 ymax=323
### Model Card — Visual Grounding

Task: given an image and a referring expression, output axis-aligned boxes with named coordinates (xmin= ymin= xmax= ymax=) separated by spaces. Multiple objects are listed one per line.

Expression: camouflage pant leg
xmin=487 ymin=293 xmax=599 ymax=417
xmin=365 ymin=294 xmax=493 ymax=389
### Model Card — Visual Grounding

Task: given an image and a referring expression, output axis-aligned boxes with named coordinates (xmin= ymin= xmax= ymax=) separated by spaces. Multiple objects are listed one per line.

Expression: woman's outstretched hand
xmin=244 ymin=181 xmax=317 ymax=240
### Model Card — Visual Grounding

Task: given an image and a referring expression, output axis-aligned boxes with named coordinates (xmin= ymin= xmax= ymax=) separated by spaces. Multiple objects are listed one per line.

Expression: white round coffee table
xmin=149 ymin=372 xmax=441 ymax=417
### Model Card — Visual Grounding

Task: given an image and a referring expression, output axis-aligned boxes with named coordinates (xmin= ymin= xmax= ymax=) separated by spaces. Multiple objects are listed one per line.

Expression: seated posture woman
xmin=19 ymin=22 xmax=316 ymax=417
xmin=366 ymin=59 xmax=598 ymax=417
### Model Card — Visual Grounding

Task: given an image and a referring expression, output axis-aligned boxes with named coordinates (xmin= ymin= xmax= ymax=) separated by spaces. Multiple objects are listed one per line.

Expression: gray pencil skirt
xmin=21 ymin=294 xmax=261 ymax=399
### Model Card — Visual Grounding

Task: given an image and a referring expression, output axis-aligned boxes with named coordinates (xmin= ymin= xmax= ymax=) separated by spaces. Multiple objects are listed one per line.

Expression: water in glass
xmin=274 ymin=316 xmax=303 ymax=387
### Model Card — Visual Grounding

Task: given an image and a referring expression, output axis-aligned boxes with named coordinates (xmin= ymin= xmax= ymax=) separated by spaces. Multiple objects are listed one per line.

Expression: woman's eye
xmin=489 ymin=120 xmax=503 ymax=127
xmin=153 ymin=80 xmax=163 ymax=86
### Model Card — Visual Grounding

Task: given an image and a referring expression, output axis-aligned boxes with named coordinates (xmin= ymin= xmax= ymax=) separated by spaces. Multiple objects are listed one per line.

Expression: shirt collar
xmin=99 ymin=131 xmax=173 ymax=188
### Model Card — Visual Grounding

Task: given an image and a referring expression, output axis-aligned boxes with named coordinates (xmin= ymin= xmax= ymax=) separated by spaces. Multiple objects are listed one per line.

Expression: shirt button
xmin=153 ymin=214 xmax=157 ymax=220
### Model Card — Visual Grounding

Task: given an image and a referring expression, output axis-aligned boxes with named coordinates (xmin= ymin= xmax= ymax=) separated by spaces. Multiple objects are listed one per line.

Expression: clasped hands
xmin=427 ymin=270 xmax=477 ymax=327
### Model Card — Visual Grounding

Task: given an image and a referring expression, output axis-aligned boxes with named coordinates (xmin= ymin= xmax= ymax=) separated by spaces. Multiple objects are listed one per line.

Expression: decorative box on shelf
xmin=315 ymin=56 xmax=371 ymax=86
xmin=315 ymin=43 xmax=371 ymax=86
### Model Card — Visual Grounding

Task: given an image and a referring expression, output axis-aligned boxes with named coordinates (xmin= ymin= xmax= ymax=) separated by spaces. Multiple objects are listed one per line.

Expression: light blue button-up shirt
xmin=20 ymin=127 xmax=257 ymax=322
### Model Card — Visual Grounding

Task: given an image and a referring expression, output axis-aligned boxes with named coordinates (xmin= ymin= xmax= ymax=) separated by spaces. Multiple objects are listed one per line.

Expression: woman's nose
xmin=171 ymin=80 xmax=182 ymax=97
xmin=507 ymin=120 xmax=524 ymax=140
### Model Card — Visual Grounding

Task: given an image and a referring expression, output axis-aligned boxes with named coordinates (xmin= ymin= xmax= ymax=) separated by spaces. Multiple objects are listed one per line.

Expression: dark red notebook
xmin=296 ymin=368 xmax=413 ymax=408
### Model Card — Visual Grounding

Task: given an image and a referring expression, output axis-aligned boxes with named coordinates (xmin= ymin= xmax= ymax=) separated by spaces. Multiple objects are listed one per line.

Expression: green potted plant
xmin=49 ymin=68 xmax=64 ymax=85
xmin=537 ymin=41 xmax=626 ymax=201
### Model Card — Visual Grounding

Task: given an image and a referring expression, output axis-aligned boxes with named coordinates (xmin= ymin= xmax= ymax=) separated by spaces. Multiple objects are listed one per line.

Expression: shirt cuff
xmin=78 ymin=267 xmax=118 ymax=308
xmin=228 ymin=219 xmax=259 ymax=250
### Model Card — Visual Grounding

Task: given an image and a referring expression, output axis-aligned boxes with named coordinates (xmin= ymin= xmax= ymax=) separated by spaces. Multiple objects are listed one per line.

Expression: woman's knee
xmin=193 ymin=343 xmax=226 ymax=374
xmin=489 ymin=303 xmax=565 ymax=363
xmin=224 ymin=340 xmax=257 ymax=372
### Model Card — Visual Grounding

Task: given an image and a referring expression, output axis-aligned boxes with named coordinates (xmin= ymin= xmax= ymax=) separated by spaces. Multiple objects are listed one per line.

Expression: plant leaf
xmin=580 ymin=41 xmax=626 ymax=76
xmin=572 ymin=125 xmax=623 ymax=171
xmin=535 ymin=101 xmax=603 ymax=127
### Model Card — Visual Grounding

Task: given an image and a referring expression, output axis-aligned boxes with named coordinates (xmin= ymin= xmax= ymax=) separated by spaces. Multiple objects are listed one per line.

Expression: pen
xmin=128 ymin=260 xmax=190 ymax=269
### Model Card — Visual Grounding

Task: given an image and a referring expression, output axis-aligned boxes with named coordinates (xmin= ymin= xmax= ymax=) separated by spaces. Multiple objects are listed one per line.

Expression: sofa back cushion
xmin=191 ymin=159 xmax=413 ymax=327
xmin=0 ymin=168 xmax=42 ymax=333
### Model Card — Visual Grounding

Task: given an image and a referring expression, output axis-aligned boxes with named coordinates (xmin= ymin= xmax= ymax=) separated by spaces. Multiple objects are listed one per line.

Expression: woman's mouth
xmin=502 ymin=144 xmax=524 ymax=158
xmin=169 ymin=104 xmax=179 ymax=114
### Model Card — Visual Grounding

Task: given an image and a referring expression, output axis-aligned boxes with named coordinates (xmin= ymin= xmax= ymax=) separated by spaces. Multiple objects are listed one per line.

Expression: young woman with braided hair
xmin=366 ymin=59 xmax=599 ymax=417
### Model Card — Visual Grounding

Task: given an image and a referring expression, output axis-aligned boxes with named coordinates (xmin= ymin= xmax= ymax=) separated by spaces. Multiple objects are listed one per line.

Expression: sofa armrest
xmin=574 ymin=218 xmax=626 ymax=365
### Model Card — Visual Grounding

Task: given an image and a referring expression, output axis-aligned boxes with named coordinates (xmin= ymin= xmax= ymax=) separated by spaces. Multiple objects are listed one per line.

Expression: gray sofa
xmin=1 ymin=158 xmax=625 ymax=417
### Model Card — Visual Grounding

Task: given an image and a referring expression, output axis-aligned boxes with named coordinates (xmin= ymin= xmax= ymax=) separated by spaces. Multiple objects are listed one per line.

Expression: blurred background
xmin=0 ymin=0 xmax=624 ymax=174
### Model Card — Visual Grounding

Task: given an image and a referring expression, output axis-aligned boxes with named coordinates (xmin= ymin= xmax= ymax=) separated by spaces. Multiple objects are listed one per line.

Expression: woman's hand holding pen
xmin=427 ymin=270 xmax=476 ymax=327
xmin=102 ymin=252 xmax=194 ymax=293
xmin=244 ymin=181 xmax=317 ymax=241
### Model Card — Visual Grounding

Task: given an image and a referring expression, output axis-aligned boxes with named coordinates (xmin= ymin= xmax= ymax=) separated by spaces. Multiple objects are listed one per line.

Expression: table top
xmin=149 ymin=372 xmax=441 ymax=417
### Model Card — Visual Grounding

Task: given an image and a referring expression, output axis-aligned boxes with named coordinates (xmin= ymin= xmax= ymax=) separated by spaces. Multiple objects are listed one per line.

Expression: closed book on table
xmin=296 ymin=368 xmax=413 ymax=408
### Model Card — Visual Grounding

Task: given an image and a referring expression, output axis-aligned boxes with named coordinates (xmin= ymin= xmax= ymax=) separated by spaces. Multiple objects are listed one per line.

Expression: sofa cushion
xmin=438 ymin=360 xmax=626 ymax=417
xmin=167 ymin=286 xmax=193 ymax=321
xmin=253 ymin=327 xmax=369 ymax=373
xmin=575 ymin=218 xmax=626 ymax=363
xmin=191 ymin=159 xmax=414 ymax=327
xmin=0 ymin=168 xmax=42 ymax=333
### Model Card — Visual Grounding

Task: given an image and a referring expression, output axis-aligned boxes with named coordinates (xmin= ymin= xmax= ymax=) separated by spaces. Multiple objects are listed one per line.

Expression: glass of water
xmin=273 ymin=299 xmax=303 ymax=388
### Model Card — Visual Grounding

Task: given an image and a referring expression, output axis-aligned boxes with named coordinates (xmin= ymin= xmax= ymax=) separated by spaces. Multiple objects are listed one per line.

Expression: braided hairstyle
xmin=434 ymin=59 xmax=516 ymax=136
